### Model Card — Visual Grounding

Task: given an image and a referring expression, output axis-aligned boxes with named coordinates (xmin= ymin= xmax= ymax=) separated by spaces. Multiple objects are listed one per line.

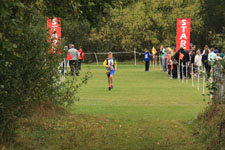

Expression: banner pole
xmin=153 ymin=55 xmax=155 ymax=70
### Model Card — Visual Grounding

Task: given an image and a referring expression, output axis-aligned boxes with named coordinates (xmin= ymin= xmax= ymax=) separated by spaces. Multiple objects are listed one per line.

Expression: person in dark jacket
xmin=174 ymin=47 xmax=189 ymax=79
xmin=202 ymin=49 xmax=210 ymax=77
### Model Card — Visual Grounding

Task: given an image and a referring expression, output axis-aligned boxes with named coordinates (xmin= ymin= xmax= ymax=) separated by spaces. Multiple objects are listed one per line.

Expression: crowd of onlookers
xmin=157 ymin=44 xmax=225 ymax=79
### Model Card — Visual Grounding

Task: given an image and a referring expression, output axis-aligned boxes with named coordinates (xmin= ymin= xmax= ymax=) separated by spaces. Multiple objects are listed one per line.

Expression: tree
xmin=91 ymin=0 xmax=203 ymax=53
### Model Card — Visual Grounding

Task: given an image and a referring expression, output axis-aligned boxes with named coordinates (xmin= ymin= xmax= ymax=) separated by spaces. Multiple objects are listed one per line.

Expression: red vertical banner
xmin=176 ymin=18 xmax=191 ymax=51
xmin=47 ymin=17 xmax=61 ymax=53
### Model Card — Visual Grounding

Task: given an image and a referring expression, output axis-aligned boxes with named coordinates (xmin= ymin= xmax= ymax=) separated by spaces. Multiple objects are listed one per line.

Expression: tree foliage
xmin=90 ymin=0 xmax=224 ymax=52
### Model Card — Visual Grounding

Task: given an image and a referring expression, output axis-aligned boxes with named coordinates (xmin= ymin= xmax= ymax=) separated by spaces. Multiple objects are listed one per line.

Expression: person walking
xmin=68 ymin=44 xmax=79 ymax=76
xmin=78 ymin=46 xmax=84 ymax=70
xmin=144 ymin=48 xmax=151 ymax=72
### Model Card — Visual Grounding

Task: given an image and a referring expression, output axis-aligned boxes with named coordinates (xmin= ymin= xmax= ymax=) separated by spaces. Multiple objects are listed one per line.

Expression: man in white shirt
xmin=68 ymin=44 xmax=79 ymax=76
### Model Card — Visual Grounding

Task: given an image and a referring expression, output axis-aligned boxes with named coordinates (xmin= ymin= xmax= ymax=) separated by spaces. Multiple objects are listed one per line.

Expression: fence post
xmin=197 ymin=67 xmax=200 ymax=91
xmin=134 ymin=48 xmax=137 ymax=66
xmin=94 ymin=52 xmax=99 ymax=65
xmin=182 ymin=63 xmax=184 ymax=83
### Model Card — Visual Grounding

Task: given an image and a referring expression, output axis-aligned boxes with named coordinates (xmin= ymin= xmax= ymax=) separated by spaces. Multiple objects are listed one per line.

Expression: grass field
xmin=69 ymin=64 xmax=208 ymax=150
xmin=13 ymin=64 xmax=209 ymax=150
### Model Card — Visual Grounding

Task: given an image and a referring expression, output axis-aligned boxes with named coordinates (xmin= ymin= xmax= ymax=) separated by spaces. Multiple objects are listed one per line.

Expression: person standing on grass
xmin=194 ymin=49 xmax=202 ymax=78
xmin=103 ymin=52 xmax=117 ymax=91
xmin=208 ymin=47 xmax=218 ymax=73
xmin=163 ymin=47 xmax=168 ymax=72
xmin=78 ymin=46 xmax=84 ymax=70
xmin=202 ymin=49 xmax=210 ymax=76
xmin=68 ymin=44 xmax=79 ymax=76
xmin=144 ymin=48 xmax=151 ymax=72
xmin=160 ymin=45 xmax=165 ymax=67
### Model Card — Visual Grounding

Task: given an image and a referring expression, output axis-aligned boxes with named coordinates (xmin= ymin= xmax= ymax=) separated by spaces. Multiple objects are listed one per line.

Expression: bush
xmin=0 ymin=2 xmax=92 ymax=144
xmin=196 ymin=105 xmax=225 ymax=150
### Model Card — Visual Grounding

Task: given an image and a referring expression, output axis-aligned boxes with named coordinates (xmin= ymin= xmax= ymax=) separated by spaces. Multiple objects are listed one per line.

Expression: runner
xmin=103 ymin=52 xmax=117 ymax=91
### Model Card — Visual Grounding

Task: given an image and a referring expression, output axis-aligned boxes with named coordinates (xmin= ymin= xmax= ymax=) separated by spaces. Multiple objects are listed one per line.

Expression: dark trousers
xmin=172 ymin=64 xmax=178 ymax=79
xmin=206 ymin=65 xmax=211 ymax=77
xmin=78 ymin=59 xmax=82 ymax=70
xmin=180 ymin=65 xmax=187 ymax=79
xmin=69 ymin=60 xmax=79 ymax=76
xmin=168 ymin=65 xmax=171 ymax=75
xmin=145 ymin=61 xmax=150 ymax=71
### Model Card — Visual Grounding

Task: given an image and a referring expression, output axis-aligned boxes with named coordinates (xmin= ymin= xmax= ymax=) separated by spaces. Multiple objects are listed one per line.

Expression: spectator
xmin=183 ymin=50 xmax=190 ymax=78
xmin=191 ymin=45 xmax=197 ymax=54
xmin=167 ymin=51 xmax=172 ymax=76
xmin=171 ymin=56 xmax=178 ymax=79
xmin=220 ymin=50 xmax=224 ymax=58
xmin=163 ymin=47 xmax=168 ymax=72
xmin=202 ymin=45 xmax=210 ymax=55
xmin=68 ymin=44 xmax=79 ymax=76
xmin=160 ymin=45 xmax=165 ymax=66
xmin=208 ymin=48 xmax=218 ymax=63
xmin=78 ymin=46 xmax=85 ymax=70
xmin=62 ymin=46 xmax=68 ymax=75
xmin=144 ymin=48 xmax=151 ymax=72
xmin=194 ymin=49 xmax=202 ymax=78
xmin=174 ymin=46 xmax=189 ymax=79
xmin=202 ymin=49 xmax=210 ymax=76
xmin=208 ymin=48 xmax=218 ymax=73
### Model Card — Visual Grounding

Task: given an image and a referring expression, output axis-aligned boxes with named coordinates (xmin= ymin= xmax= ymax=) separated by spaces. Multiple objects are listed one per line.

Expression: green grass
xmin=12 ymin=64 xmax=208 ymax=150
xmin=68 ymin=64 xmax=208 ymax=149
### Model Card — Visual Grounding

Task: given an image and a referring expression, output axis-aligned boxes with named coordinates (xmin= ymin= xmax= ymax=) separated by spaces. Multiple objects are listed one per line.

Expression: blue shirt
xmin=145 ymin=52 xmax=151 ymax=61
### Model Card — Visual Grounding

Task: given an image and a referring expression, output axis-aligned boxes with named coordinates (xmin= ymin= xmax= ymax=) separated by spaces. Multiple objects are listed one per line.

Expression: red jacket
xmin=78 ymin=49 xmax=84 ymax=60
xmin=67 ymin=53 xmax=72 ymax=60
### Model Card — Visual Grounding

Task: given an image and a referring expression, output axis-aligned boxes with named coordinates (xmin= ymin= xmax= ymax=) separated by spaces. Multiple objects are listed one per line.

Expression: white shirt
xmin=108 ymin=59 xmax=114 ymax=70
xmin=194 ymin=54 xmax=202 ymax=67
xmin=68 ymin=48 xmax=79 ymax=60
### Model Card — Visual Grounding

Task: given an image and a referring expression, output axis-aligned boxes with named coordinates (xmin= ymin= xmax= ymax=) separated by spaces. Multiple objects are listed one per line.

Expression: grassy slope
xmin=12 ymin=65 xmax=208 ymax=150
